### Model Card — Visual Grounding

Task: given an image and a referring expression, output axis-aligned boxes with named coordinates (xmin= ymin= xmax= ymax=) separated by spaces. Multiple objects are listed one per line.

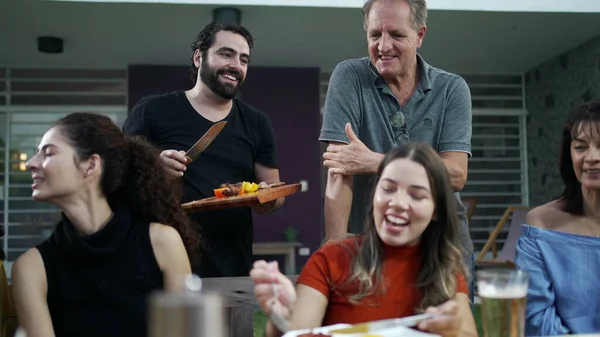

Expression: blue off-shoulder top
xmin=515 ymin=225 xmax=600 ymax=336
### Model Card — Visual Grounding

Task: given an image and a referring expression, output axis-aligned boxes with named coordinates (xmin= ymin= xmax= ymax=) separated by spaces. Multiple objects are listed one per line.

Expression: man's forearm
xmin=324 ymin=172 xmax=353 ymax=242
xmin=366 ymin=151 xmax=385 ymax=174
xmin=440 ymin=157 xmax=467 ymax=192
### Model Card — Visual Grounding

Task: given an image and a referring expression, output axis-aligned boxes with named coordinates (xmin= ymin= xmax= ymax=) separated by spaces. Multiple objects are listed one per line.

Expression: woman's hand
xmin=417 ymin=300 xmax=463 ymax=337
xmin=250 ymin=260 xmax=296 ymax=318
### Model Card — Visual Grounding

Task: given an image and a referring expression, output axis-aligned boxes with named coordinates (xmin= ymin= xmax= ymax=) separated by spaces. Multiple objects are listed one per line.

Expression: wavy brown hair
xmin=53 ymin=112 xmax=201 ymax=265
xmin=342 ymin=143 xmax=465 ymax=310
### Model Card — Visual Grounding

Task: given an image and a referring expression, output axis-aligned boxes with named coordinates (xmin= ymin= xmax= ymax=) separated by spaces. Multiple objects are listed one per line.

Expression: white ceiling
xmin=2 ymin=0 xmax=600 ymax=74
xmin=48 ymin=0 xmax=600 ymax=13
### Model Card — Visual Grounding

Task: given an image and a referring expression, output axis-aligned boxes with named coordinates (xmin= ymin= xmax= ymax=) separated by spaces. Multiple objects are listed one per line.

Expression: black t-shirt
xmin=37 ymin=205 xmax=163 ymax=337
xmin=122 ymin=91 xmax=279 ymax=277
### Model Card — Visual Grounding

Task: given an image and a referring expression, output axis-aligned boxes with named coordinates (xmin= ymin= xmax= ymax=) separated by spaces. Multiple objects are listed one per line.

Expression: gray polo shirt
xmin=320 ymin=54 xmax=474 ymax=253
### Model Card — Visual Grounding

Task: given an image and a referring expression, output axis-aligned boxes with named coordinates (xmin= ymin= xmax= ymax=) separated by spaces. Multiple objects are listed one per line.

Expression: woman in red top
xmin=251 ymin=143 xmax=478 ymax=337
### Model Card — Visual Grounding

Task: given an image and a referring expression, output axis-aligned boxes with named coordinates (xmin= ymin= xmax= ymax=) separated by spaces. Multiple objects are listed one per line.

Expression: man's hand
xmin=159 ymin=150 xmax=189 ymax=178
xmin=253 ymin=163 xmax=284 ymax=214
xmin=322 ymin=123 xmax=383 ymax=175
xmin=252 ymin=197 xmax=285 ymax=215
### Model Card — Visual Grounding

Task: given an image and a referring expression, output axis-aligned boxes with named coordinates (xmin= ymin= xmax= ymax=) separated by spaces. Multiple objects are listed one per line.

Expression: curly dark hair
xmin=189 ymin=21 xmax=254 ymax=82
xmin=53 ymin=112 xmax=201 ymax=265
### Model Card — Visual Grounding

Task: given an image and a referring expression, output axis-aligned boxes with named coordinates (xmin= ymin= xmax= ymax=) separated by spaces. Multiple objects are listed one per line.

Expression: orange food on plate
xmin=213 ymin=187 xmax=227 ymax=198
xmin=213 ymin=181 xmax=283 ymax=198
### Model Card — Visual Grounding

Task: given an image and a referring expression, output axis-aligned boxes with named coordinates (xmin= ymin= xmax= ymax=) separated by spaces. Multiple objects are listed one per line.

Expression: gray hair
xmin=362 ymin=0 xmax=428 ymax=31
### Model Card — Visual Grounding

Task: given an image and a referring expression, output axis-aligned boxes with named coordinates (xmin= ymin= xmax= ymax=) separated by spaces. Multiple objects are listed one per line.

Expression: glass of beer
xmin=476 ymin=269 xmax=528 ymax=337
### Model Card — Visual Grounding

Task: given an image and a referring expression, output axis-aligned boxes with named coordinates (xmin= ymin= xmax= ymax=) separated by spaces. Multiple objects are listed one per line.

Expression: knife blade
xmin=330 ymin=313 xmax=436 ymax=334
xmin=184 ymin=121 xmax=227 ymax=163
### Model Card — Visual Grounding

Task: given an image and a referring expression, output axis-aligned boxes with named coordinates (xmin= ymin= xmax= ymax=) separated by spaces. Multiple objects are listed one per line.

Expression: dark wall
xmin=128 ymin=65 xmax=323 ymax=270
xmin=524 ymin=35 xmax=600 ymax=206
xmin=242 ymin=66 xmax=323 ymax=269
xmin=127 ymin=65 xmax=193 ymax=111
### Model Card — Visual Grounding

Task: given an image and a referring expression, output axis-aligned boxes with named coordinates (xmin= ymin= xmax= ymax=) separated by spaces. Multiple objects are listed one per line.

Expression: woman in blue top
xmin=516 ymin=99 xmax=600 ymax=335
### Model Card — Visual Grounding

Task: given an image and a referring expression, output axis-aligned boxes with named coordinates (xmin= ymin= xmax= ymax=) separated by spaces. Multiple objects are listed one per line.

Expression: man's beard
xmin=199 ymin=58 xmax=244 ymax=100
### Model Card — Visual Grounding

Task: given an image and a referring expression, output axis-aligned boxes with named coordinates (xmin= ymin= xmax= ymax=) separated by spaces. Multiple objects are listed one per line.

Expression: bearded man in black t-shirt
xmin=123 ymin=21 xmax=284 ymax=278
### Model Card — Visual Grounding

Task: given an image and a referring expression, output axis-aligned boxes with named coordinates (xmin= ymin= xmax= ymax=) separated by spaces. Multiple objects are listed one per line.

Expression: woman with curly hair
xmin=11 ymin=112 xmax=201 ymax=337
xmin=251 ymin=143 xmax=478 ymax=337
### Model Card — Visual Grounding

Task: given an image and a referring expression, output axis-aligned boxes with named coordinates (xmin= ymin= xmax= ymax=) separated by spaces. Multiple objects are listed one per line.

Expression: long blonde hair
xmin=341 ymin=143 xmax=466 ymax=310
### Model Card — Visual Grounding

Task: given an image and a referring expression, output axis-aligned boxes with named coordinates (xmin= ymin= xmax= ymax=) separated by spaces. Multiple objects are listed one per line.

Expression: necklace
xmin=583 ymin=218 xmax=600 ymax=238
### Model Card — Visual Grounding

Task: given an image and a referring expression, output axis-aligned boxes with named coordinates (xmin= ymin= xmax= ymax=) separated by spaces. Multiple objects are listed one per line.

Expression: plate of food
xmin=181 ymin=181 xmax=302 ymax=212
xmin=283 ymin=325 xmax=439 ymax=337
xmin=282 ymin=315 xmax=440 ymax=337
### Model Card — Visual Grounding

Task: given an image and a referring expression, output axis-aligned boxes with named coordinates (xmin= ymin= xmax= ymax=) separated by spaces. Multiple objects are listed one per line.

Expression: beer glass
xmin=148 ymin=274 xmax=229 ymax=337
xmin=148 ymin=291 xmax=228 ymax=337
xmin=476 ymin=269 xmax=528 ymax=337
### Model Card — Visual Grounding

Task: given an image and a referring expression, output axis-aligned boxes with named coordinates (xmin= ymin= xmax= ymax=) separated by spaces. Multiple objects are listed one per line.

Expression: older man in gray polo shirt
xmin=320 ymin=0 xmax=475 ymax=302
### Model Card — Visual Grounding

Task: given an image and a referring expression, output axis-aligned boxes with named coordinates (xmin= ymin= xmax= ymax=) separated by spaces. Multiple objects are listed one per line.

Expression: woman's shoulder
xmin=317 ymin=236 xmax=360 ymax=257
xmin=12 ymin=247 xmax=46 ymax=284
xmin=303 ymin=237 xmax=361 ymax=275
xmin=524 ymin=200 xmax=572 ymax=230
xmin=299 ymin=237 xmax=361 ymax=290
xmin=521 ymin=201 xmax=600 ymax=243
xmin=149 ymin=223 xmax=185 ymax=252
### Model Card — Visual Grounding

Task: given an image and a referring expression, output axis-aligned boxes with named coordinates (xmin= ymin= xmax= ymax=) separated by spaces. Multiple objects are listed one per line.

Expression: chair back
xmin=462 ymin=199 xmax=477 ymax=224
xmin=0 ymin=261 xmax=10 ymax=319
xmin=497 ymin=208 xmax=529 ymax=262
xmin=0 ymin=260 xmax=18 ymax=337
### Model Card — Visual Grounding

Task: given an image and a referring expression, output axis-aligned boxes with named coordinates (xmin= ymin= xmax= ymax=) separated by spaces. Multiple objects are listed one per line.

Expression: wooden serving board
xmin=181 ymin=183 xmax=302 ymax=212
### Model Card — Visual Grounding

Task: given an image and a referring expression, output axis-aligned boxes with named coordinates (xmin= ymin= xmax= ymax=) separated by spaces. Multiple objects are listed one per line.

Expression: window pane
xmin=0 ymin=112 xmax=6 ymax=230
xmin=11 ymin=94 xmax=126 ymax=106
xmin=11 ymin=81 xmax=126 ymax=93
xmin=11 ymin=69 xmax=126 ymax=80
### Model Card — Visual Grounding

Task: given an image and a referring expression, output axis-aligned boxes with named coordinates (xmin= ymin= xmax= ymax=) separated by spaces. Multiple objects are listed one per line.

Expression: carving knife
xmin=184 ymin=121 xmax=227 ymax=164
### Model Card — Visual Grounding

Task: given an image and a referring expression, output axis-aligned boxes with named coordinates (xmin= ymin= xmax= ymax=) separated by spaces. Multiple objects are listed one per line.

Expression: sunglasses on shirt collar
xmin=391 ymin=110 xmax=410 ymax=146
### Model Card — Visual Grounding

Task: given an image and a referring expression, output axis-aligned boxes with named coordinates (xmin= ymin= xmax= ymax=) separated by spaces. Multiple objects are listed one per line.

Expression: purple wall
xmin=242 ymin=67 xmax=323 ymax=268
xmin=128 ymin=65 xmax=323 ymax=270
xmin=128 ymin=66 xmax=193 ymax=112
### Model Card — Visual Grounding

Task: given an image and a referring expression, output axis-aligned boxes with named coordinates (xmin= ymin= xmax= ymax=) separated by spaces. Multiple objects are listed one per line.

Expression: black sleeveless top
xmin=36 ymin=206 xmax=164 ymax=337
